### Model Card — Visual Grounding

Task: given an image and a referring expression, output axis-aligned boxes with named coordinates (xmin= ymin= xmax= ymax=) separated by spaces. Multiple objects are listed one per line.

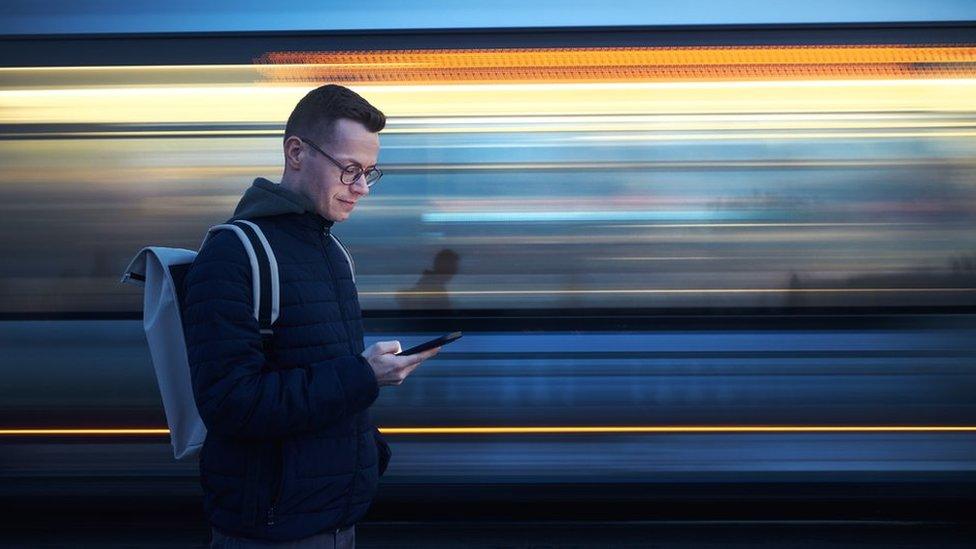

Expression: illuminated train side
xmin=1 ymin=23 xmax=975 ymax=504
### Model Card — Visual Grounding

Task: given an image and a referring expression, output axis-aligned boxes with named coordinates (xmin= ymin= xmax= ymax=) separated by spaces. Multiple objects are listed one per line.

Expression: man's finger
xmin=420 ymin=346 xmax=441 ymax=360
xmin=400 ymin=360 xmax=423 ymax=378
xmin=406 ymin=346 xmax=441 ymax=365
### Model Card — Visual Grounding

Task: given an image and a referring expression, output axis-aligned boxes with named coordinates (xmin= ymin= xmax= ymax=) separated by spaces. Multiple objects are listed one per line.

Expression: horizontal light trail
xmin=11 ymin=78 xmax=976 ymax=93
xmin=7 ymin=44 xmax=976 ymax=85
xmin=256 ymin=46 xmax=976 ymax=84
xmin=596 ymin=256 xmax=729 ymax=261
xmin=391 ymin=160 xmax=973 ymax=172
xmin=4 ymin=79 xmax=976 ymax=123
xmin=576 ymin=131 xmax=976 ymax=141
xmin=3 ymin=426 xmax=975 ymax=437
xmin=423 ymin=210 xmax=756 ymax=223
xmin=421 ymin=210 xmax=969 ymax=223
xmin=614 ymin=222 xmax=928 ymax=229
xmin=10 ymin=129 xmax=976 ymax=140
xmin=380 ymin=426 xmax=976 ymax=435
xmin=365 ymin=288 xmax=976 ymax=297
xmin=0 ymin=429 xmax=171 ymax=435
xmin=10 ymin=112 xmax=976 ymax=138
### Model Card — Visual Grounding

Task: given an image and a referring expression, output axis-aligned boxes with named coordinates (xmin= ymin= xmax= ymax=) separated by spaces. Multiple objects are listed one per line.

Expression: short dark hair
xmin=284 ymin=84 xmax=386 ymax=144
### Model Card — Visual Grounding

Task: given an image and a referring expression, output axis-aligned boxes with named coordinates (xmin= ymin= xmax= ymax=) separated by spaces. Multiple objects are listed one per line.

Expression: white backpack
xmin=122 ymin=220 xmax=280 ymax=460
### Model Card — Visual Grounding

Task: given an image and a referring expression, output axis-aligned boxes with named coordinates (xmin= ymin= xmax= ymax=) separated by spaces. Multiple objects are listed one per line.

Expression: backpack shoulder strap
xmin=329 ymin=233 xmax=356 ymax=284
xmin=205 ymin=220 xmax=280 ymax=337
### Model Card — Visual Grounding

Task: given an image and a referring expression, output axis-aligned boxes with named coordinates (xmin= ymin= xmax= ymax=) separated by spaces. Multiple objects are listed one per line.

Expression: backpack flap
xmin=122 ymin=246 xmax=198 ymax=287
xmin=122 ymin=246 xmax=206 ymax=460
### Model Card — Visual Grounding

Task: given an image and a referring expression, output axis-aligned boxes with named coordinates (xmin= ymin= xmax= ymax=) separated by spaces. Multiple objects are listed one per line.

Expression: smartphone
xmin=395 ymin=331 xmax=463 ymax=356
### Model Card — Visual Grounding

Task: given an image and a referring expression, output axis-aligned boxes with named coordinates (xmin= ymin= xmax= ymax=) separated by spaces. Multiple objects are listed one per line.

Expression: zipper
xmin=337 ymin=428 xmax=362 ymax=530
xmin=321 ymin=228 xmax=363 ymax=528
xmin=266 ymin=440 xmax=284 ymax=527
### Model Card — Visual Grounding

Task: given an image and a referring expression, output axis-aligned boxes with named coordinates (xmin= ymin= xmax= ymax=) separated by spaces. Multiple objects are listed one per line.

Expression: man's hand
xmin=361 ymin=340 xmax=440 ymax=387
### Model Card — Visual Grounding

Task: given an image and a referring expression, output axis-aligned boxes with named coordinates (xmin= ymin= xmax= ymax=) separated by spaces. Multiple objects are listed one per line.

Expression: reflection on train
xmin=1 ymin=23 xmax=975 ymax=507
xmin=3 ymin=32 xmax=976 ymax=315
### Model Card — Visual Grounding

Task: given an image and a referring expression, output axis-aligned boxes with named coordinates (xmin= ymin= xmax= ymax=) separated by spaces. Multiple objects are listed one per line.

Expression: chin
xmin=316 ymin=205 xmax=341 ymax=222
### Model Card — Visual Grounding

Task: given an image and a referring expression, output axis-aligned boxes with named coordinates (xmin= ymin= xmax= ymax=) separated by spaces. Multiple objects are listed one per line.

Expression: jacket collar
xmin=300 ymin=211 xmax=335 ymax=233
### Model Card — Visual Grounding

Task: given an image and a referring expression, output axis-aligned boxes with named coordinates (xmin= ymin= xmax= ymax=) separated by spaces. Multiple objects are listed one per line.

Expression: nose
xmin=349 ymin=175 xmax=370 ymax=197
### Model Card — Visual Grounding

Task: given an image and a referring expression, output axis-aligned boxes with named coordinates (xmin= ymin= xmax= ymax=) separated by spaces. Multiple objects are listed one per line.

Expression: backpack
xmin=121 ymin=220 xmax=280 ymax=460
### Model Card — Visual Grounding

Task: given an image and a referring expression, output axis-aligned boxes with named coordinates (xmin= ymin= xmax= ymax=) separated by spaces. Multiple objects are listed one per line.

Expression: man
xmin=182 ymin=84 xmax=439 ymax=548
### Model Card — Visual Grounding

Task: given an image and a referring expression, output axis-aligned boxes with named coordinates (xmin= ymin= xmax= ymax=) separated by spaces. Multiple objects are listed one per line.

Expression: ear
xmin=283 ymin=136 xmax=304 ymax=170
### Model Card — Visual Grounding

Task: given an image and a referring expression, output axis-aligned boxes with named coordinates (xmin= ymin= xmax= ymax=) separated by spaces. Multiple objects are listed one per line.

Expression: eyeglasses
xmin=298 ymin=136 xmax=383 ymax=187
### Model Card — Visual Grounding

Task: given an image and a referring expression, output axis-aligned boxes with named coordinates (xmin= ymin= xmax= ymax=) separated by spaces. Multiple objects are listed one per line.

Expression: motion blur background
xmin=1 ymin=1 xmax=975 ymax=546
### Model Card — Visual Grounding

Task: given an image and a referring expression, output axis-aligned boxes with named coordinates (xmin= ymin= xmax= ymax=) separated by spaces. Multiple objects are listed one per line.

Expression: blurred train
xmin=1 ymin=21 xmax=975 ymax=512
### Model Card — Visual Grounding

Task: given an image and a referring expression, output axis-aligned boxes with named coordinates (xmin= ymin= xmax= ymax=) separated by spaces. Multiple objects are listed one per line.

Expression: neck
xmin=279 ymin=172 xmax=302 ymax=195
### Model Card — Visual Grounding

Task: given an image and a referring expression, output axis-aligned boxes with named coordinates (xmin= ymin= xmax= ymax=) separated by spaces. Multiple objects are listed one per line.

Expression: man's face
xmin=303 ymin=118 xmax=379 ymax=222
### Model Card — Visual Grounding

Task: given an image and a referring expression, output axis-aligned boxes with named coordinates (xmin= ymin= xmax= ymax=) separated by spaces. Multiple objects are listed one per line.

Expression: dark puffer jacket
xmin=182 ymin=178 xmax=389 ymax=541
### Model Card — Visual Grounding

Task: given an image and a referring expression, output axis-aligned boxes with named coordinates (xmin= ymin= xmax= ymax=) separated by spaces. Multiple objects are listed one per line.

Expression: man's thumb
xmin=377 ymin=340 xmax=402 ymax=355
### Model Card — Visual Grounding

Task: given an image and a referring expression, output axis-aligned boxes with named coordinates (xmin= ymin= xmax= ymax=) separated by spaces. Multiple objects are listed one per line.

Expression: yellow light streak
xmin=3 ymin=42 xmax=976 ymax=123
xmin=2 ymin=426 xmax=975 ymax=436
xmin=0 ymin=64 xmax=255 ymax=72
xmin=3 ymin=79 xmax=976 ymax=123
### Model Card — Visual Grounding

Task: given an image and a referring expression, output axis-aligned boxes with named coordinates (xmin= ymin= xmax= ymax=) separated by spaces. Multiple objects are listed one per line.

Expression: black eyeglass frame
xmin=298 ymin=136 xmax=382 ymax=187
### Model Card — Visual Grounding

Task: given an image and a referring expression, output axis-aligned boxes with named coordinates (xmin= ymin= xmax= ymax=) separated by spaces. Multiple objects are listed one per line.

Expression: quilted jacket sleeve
xmin=181 ymin=230 xmax=379 ymax=439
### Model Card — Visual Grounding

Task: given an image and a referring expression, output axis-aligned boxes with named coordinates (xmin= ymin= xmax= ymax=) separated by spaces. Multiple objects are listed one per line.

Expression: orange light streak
xmin=2 ymin=426 xmax=975 ymax=436
xmin=256 ymin=45 xmax=976 ymax=84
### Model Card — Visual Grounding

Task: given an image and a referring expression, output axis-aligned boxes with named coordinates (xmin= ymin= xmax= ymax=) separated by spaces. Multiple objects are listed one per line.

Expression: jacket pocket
xmin=295 ymin=435 xmax=356 ymax=478
xmin=372 ymin=426 xmax=391 ymax=477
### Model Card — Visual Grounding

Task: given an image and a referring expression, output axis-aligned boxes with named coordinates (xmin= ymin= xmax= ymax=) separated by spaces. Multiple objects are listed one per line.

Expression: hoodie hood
xmin=229 ymin=178 xmax=331 ymax=227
